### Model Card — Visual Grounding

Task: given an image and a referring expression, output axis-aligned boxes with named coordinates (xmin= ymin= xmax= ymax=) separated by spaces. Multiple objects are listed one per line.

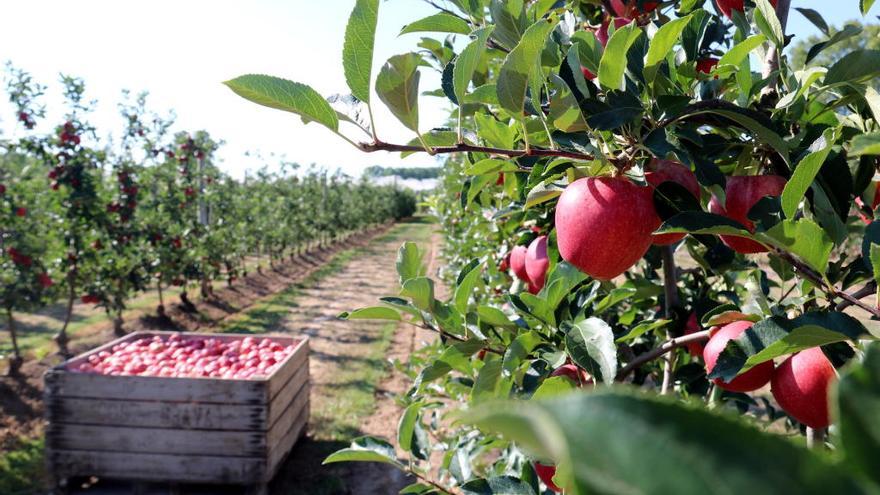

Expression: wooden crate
xmin=44 ymin=331 xmax=309 ymax=493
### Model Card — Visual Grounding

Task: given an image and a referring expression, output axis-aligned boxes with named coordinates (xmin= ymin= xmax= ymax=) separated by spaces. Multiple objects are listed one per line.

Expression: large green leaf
xmin=396 ymin=241 xmax=424 ymax=283
xmin=398 ymin=402 xmax=429 ymax=460
xmin=717 ymin=34 xmax=767 ymax=68
xmin=709 ymin=312 xmax=869 ymax=381
xmin=825 ymin=50 xmax=880 ymax=86
xmin=838 ymin=342 xmax=880 ymax=486
xmin=461 ymin=476 xmax=537 ymax=495
xmin=656 ymin=211 xmax=756 ymax=238
xmin=598 ymin=22 xmax=643 ymax=91
xmin=454 ymin=260 xmax=482 ymax=314
xmin=400 ymin=13 xmax=471 ymax=35
xmin=563 ymin=318 xmax=617 ymax=384
xmin=342 ymin=0 xmax=379 ymax=103
xmin=805 ymin=24 xmax=862 ymax=65
xmin=224 ymin=75 xmax=338 ymax=131
xmin=472 ymin=359 xmax=508 ymax=402
xmin=454 ymin=27 xmax=495 ymax=104
xmin=376 ymin=53 xmax=422 ymax=132
xmin=496 ymin=17 xmax=558 ymax=118
xmin=781 ymin=129 xmax=834 ymax=218
xmin=754 ymin=0 xmax=784 ymax=47
xmin=644 ymin=15 xmax=692 ymax=81
xmin=323 ymin=436 xmax=402 ymax=466
xmin=465 ymin=392 xmax=865 ymax=495
xmin=765 ymin=219 xmax=833 ymax=274
xmin=851 ymin=133 xmax=880 ymax=156
xmin=338 ymin=306 xmax=402 ymax=321
xmin=861 ymin=0 xmax=877 ymax=15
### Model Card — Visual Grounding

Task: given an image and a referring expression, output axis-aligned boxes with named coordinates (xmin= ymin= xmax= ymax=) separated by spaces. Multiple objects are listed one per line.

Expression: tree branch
xmin=761 ymin=0 xmax=792 ymax=86
xmin=660 ymin=245 xmax=680 ymax=395
xmin=357 ymin=140 xmax=615 ymax=167
xmin=615 ymin=330 xmax=711 ymax=382
xmin=835 ymin=281 xmax=877 ymax=312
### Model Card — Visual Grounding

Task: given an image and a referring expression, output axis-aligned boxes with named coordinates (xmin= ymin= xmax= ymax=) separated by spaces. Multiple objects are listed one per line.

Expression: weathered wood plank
xmin=267 ymin=338 xmax=309 ymax=399
xmin=48 ymin=449 xmax=265 ymax=484
xmin=267 ymin=362 xmax=308 ymax=429
xmin=266 ymin=400 xmax=310 ymax=480
xmin=46 ymin=423 xmax=266 ymax=457
xmin=266 ymin=382 xmax=309 ymax=450
xmin=46 ymin=396 xmax=267 ymax=431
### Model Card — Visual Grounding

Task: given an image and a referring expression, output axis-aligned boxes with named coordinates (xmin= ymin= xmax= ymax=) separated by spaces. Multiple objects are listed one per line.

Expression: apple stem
xmin=659 ymin=245 xmax=680 ymax=394
xmin=806 ymin=427 xmax=825 ymax=449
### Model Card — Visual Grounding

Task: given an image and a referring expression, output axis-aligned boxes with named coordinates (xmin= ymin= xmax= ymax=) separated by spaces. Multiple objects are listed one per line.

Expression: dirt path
xmin=266 ymin=221 xmax=442 ymax=494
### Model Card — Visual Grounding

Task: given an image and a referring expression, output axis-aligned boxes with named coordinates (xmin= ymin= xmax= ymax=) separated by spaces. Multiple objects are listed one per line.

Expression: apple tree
xmin=228 ymin=0 xmax=880 ymax=493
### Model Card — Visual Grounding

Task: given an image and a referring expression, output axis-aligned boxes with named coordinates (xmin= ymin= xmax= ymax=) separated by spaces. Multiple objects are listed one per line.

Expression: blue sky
xmin=0 ymin=1 xmax=874 ymax=178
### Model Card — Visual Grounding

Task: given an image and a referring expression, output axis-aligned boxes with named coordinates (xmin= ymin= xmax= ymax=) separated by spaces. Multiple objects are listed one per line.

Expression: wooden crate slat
xmin=46 ymin=396 xmax=267 ymax=431
xmin=267 ymin=338 xmax=309 ymax=399
xmin=47 ymin=423 xmax=266 ymax=457
xmin=48 ymin=449 xmax=265 ymax=484
xmin=267 ymin=361 xmax=309 ymax=428
xmin=267 ymin=382 xmax=310 ymax=449
xmin=266 ymin=400 xmax=310 ymax=480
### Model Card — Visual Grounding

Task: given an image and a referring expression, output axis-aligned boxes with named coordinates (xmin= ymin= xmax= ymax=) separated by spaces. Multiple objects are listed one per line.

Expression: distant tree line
xmin=363 ymin=165 xmax=441 ymax=180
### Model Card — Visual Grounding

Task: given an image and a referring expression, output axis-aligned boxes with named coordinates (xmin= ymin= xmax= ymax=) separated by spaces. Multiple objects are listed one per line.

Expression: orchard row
xmin=0 ymin=67 xmax=416 ymax=375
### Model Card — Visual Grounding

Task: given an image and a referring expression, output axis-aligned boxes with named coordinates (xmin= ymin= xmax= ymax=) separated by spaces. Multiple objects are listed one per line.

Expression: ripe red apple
xmin=703 ymin=320 xmax=774 ymax=392
xmin=594 ymin=17 xmax=631 ymax=46
xmin=683 ymin=312 xmax=704 ymax=358
xmin=550 ymin=363 xmax=592 ymax=386
xmin=525 ymin=235 xmax=549 ymax=293
xmin=645 ymin=159 xmax=700 ymax=245
xmin=15 ymin=207 xmax=26 ymax=217
xmin=771 ymin=347 xmax=836 ymax=429
xmin=38 ymin=273 xmax=54 ymax=288
xmin=0 ymin=184 xmax=5 ymax=195
xmin=696 ymin=57 xmax=719 ymax=76
xmin=495 ymin=173 xmax=504 ymax=186
xmin=534 ymin=462 xmax=562 ymax=493
xmin=498 ymin=253 xmax=510 ymax=273
xmin=510 ymin=244 xmax=530 ymax=283
xmin=610 ymin=0 xmax=659 ymax=18
xmin=716 ymin=0 xmax=777 ymax=18
xmin=708 ymin=175 xmax=787 ymax=254
xmin=82 ymin=294 xmax=101 ymax=304
xmin=555 ymin=176 xmax=659 ymax=280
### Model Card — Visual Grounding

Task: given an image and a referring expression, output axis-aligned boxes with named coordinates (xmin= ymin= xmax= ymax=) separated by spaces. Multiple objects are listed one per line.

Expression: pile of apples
xmin=69 ymin=334 xmax=298 ymax=380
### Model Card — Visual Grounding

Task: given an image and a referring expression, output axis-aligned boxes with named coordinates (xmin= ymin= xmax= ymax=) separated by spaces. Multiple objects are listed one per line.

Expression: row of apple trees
xmin=0 ymin=66 xmax=416 ymax=375
xmin=228 ymin=0 xmax=879 ymax=493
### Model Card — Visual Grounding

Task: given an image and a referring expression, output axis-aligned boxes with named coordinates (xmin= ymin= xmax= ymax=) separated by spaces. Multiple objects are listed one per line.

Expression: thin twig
xmin=660 ymin=245 xmax=680 ymax=395
xmin=616 ymin=330 xmax=712 ymax=381
xmin=834 ymin=281 xmax=877 ymax=312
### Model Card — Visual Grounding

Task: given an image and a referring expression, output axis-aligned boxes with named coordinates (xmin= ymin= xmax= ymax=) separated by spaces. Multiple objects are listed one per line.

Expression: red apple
xmin=581 ymin=66 xmax=596 ymax=81
xmin=771 ymin=347 xmax=836 ymax=429
xmin=555 ymin=176 xmax=659 ymax=280
xmin=38 ymin=273 xmax=54 ymax=288
xmin=550 ymin=363 xmax=592 ymax=386
xmin=534 ymin=462 xmax=562 ymax=493
xmin=0 ymin=184 xmax=5 ymax=195
xmin=708 ymin=175 xmax=787 ymax=254
xmin=510 ymin=245 xmax=530 ymax=283
xmin=703 ymin=320 xmax=774 ymax=392
xmin=498 ymin=253 xmax=510 ymax=273
xmin=15 ymin=207 xmax=26 ymax=217
xmin=525 ymin=235 xmax=550 ymax=293
xmin=645 ymin=159 xmax=700 ymax=245
xmin=696 ymin=57 xmax=719 ymax=76
xmin=610 ymin=0 xmax=659 ymax=18
xmin=594 ymin=17 xmax=631 ymax=46
xmin=716 ymin=0 xmax=777 ymax=19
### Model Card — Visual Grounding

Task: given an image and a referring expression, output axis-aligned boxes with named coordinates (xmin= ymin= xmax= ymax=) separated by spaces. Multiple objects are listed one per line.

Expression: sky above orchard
xmin=0 ymin=0 xmax=872 ymax=179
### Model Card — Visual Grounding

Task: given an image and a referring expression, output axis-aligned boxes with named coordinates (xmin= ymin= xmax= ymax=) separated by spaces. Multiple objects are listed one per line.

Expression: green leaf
xmin=717 ymin=35 xmax=767 ymax=68
xmin=794 ymin=8 xmax=829 ymax=36
xmin=704 ymin=109 xmax=790 ymax=162
xmin=851 ymin=133 xmax=880 ymax=156
xmin=765 ymin=219 xmax=833 ymax=274
xmin=465 ymin=84 xmax=501 ymax=106
xmin=223 ymin=75 xmax=338 ymax=131
xmin=398 ymin=402 xmax=429 ymax=460
xmin=542 ymin=262 xmax=589 ymax=311
xmin=503 ymin=331 xmax=545 ymax=374
xmin=563 ymin=317 xmax=617 ymax=384
xmin=838 ymin=342 xmax=880 ymax=485
xmin=338 ymin=306 xmax=402 ymax=321
xmin=598 ymin=22 xmax=643 ymax=91
xmin=657 ymin=211 xmax=755 ymax=238
xmin=401 ymin=277 xmax=435 ymax=311
xmin=474 ymin=113 xmax=518 ymax=149
xmin=825 ymin=50 xmax=880 ymax=86
xmin=644 ymin=15 xmax=692 ymax=80
xmin=478 ymin=305 xmax=515 ymax=328
xmin=709 ymin=312 xmax=869 ymax=381
xmin=593 ymin=287 xmax=637 ymax=314
xmin=781 ymin=128 xmax=835 ymax=218
xmin=862 ymin=0 xmax=877 ymax=15
xmin=753 ymin=0 xmax=784 ymax=47
xmin=496 ymin=17 xmax=558 ymax=118
xmin=472 ymin=359 xmax=507 ymax=402
xmin=464 ymin=392 xmax=865 ymax=494
xmin=616 ymin=319 xmax=670 ymax=343
xmin=805 ymin=24 xmax=862 ymax=65
xmin=464 ymin=158 xmax=519 ymax=175
xmin=396 ymin=241 xmax=424 ymax=283
xmin=323 ymin=436 xmax=402 ymax=466
xmin=461 ymin=476 xmax=537 ymax=495
xmin=400 ymin=13 xmax=471 ymax=35
xmin=454 ymin=27 xmax=495 ymax=104
xmin=342 ymin=0 xmax=379 ymax=103
xmin=524 ymin=182 xmax=564 ymax=209
xmin=548 ymin=74 xmax=587 ymax=132
xmin=376 ymin=53 xmax=422 ymax=132
xmin=454 ymin=260 xmax=482 ymax=313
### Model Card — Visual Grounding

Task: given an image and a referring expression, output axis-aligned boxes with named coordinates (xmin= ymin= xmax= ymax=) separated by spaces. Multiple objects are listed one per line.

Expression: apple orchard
xmin=223 ymin=0 xmax=880 ymax=493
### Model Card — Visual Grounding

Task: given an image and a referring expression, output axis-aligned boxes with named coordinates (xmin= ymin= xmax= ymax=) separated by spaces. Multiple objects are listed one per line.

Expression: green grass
xmin=0 ymin=438 xmax=45 ymax=495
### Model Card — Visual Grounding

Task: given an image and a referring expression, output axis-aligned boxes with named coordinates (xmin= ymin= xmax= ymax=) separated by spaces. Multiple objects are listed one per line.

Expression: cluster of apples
xmin=508 ymin=233 xmax=550 ymax=294
xmin=695 ymin=319 xmax=837 ymax=430
xmin=69 ymin=334 xmax=298 ymax=380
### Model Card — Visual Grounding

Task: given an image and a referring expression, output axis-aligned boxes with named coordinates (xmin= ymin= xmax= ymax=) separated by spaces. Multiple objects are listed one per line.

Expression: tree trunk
xmin=180 ymin=290 xmax=196 ymax=312
xmin=157 ymin=280 xmax=166 ymax=318
xmin=6 ymin=308 xmax=22 ymax=377
xmin=660 ymin=245 xmax=681 ymax=395
xmin=55 ymin=270 xmax=77 ymax=358
xmin=113 ymin=310 xmax=125 ymax=337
